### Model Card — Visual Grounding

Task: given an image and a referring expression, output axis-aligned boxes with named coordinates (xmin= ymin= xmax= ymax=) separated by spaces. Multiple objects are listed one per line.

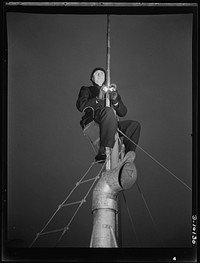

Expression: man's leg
xmin=94 ymin=107 xmax=118 ymax=161
xmin=118 ymin=120 xmax=141 ymax=153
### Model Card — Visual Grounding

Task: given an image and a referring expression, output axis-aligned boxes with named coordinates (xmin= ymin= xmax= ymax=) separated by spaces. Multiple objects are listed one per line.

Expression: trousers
xmin=94 ymin=107 xmax=141 ymax=153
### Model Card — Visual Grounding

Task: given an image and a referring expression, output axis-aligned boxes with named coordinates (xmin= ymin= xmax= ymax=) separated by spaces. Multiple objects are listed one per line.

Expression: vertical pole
xmin=105 ymin=15 xmax=119 ymax=170
xmin=106 ymin=14 xmax=111 ymax=108
xmin=106 ymin=15 xmax=121 ymax=246
xmin=105 ymin=14 xmax=111 ymax=171
xmin=105 ymin=14 xmax=120 ymax=246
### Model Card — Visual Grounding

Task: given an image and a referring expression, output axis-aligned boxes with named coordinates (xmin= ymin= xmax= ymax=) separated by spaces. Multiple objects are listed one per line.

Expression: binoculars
xmin=101 ymin=83 xmax=117 ymax=93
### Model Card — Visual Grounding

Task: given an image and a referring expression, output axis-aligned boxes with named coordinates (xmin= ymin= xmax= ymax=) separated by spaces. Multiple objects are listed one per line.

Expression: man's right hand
xmin=96 ymin=97 xmax=105 ymax=109
xmin=98 ymin=87 xmax=106 ymax=100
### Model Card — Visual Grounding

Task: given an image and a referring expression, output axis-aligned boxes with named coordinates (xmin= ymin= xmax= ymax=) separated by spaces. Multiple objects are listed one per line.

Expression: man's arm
xmin=76 ymin=86 xmax=98 ymax=112
xmin=111 ymin=92 xmax=127 ymax=117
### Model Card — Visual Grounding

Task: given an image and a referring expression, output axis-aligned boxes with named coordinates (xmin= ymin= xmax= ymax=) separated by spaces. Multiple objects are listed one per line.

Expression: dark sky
xmin=7 ymin=11 xmax=193 ymax=249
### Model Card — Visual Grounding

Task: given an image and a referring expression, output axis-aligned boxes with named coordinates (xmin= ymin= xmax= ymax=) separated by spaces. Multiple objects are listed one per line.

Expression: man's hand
xmin=96 ymin=97 xmax=105 ymax=108
xmin=99 ymin=87 xmax=105 ymax=100
xmin=110 ymin=83 xmax=117 ymax=92
xmin=110 ymin=91 xmax=118 ymax=101
xmin=110 ymin=83 xmax=118 ymax=104
xmin=110 ymin=86 xmax=119 ymax=107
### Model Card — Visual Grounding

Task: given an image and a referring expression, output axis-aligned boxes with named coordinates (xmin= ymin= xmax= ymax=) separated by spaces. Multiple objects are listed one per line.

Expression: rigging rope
xmin=117 ymin=128 xmax=192 ymax=192
xmin=122 ymin=185 xmax=165 ymax=247
xmin=122 ymin=191 xmax=141 ymax=246
xmin=29 ymin=160 xmax=106 ymax=248
xmin=55 ymin=161 xmax=107 ymax=246
xmin=135 ymin=182 xmax=165 ymax=247
xmin=86 ymin=134 xmax=98 ymax=154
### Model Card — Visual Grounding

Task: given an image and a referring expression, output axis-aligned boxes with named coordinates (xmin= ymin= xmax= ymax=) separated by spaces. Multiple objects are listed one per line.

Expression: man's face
xmin=92 ymin=70 xmax=105 ymax=86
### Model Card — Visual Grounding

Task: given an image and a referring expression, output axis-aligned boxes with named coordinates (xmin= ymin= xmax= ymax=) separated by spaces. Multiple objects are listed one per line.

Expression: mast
xmin=90 ymin=15 xmax=137 ymax=248
xmin=106 ymin=14 xmax=111 ymax=108
xmin=105 ymin=14 xmax=111 ymax=171
xmin=90 ymin=15 xmax=121 ymax=248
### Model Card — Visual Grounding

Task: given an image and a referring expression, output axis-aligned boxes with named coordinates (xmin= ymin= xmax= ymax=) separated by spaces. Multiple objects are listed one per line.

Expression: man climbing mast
xmin=76 ymin=68 xmax=141 ymax=161
xmin=76 ymin=16 xmax=141 ymax=165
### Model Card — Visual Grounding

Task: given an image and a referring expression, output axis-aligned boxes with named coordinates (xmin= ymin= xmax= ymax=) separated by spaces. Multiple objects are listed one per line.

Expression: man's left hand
xmin=110 ymin=91 xmax=118 ymax=101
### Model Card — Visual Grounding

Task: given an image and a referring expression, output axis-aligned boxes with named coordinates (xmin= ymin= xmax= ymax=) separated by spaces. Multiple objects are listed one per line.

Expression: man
xmin=76 ymin=67 xmax=141 ymax=163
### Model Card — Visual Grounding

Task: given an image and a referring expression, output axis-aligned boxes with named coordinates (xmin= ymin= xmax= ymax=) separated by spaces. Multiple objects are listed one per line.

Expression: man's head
xmin=90 ymin=68 xmax=106 ymax=87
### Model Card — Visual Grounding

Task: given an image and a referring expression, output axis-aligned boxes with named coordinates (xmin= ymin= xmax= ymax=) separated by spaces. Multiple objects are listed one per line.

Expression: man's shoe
xmin=95 ymin=152 xmax=106 ymax=163
xmin=95 ymin=146 xmax=106 ymax=163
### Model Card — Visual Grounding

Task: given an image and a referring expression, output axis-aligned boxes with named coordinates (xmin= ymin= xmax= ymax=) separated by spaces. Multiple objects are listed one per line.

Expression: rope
xmin=122 ymin=191 xmax=141 ymax=246
xmin=86 ymin=134 xmax=98 ymax=154
xmin=136 ymin=182 xmax=164 ymax=247
xmin=55 ymin=161 xmax=106 ymax=246
xmin=110 ymin=226 xmax=118 ymax=248
xmin=29 ymin=160 xmax=105 ymax=248
xmin=122 ymin=186 xmax=164 ymax=247
xmin=117 ymin=128 xmax=192 ymax=192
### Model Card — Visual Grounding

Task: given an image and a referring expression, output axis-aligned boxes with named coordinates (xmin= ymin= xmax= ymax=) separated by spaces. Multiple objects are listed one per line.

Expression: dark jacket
xmin=76 ymin=85 xmax=127 ymax=128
